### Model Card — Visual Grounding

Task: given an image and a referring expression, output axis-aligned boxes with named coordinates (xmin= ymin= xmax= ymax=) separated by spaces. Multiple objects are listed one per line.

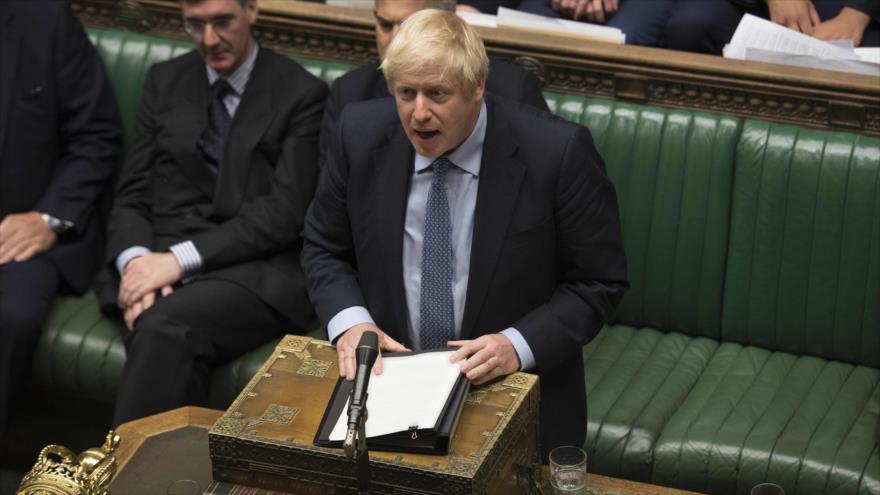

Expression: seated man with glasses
xmin=104 ymin=0 xmax=327 ymax=425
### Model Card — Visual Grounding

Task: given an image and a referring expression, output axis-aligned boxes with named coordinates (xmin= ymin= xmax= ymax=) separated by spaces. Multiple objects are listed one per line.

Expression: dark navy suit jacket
xmin=303 ymin=94 xmax=628 ymax=457
xmin=0 ymin=1 xmax=120 ymax=292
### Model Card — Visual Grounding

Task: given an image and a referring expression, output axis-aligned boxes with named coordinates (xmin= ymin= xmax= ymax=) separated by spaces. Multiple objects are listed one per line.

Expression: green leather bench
xmin=24 ymin=28 xmax=878 ymax=495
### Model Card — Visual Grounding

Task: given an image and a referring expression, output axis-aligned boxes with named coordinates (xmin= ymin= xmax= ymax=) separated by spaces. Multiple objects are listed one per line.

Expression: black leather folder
xmin=314 ymin=349 xmax=470 ymax=455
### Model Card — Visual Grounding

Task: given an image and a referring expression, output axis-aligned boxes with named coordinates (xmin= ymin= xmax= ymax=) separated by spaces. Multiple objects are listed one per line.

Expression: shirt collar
xmin=206 ymin=41 xmax=259 ymax=95
xmin=415 ymin=100 xmax=487 ymax=177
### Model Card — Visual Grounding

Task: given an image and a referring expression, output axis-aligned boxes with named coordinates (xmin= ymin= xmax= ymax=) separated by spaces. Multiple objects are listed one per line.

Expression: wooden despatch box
xmin=209 ymin=335 xmax=542 ymax=494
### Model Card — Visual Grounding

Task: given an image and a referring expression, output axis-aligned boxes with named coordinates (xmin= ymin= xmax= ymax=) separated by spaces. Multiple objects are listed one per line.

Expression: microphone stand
xmin=354 ymin=408 xmax=370 ymax=495
xmin=344 ymin=402 xmax=371 ymax=495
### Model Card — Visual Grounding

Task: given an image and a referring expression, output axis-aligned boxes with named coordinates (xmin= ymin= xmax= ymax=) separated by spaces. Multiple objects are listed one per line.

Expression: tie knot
xmin=432 ymin=156 xmax=451 ymax=180
xmin=210 ymin=78 xmax=233 ymax=101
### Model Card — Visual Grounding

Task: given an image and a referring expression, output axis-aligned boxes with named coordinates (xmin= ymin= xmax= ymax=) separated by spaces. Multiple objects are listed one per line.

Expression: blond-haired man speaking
xmin=302 ymin=10 xmax=627 ymax=457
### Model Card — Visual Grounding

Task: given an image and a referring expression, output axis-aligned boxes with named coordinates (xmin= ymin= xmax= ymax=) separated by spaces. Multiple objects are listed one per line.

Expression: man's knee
xmin=666 ymin=9 xmax=713 ymax=52
xmin=0 ymin=301 xmax=46 ymax=344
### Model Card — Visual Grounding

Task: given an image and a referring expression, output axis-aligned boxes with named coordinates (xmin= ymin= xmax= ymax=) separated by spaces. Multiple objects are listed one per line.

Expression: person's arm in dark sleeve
xmin=35 ymin=4 xmax=120 ymax=232
xmin=318 ymin=77 xmax=345 ymax=169
xmin=301 ymin=108 xmax=370 ymax=326
xmin=106 ymin=65 xmax=161 ymax=264
xmin=511 ymin=125 xmax=629 ymax=375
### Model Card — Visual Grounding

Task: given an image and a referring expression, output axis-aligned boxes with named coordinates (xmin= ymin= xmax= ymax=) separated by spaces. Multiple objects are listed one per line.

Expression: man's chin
xmin=206 ymin=56 xmax=234 ymax=75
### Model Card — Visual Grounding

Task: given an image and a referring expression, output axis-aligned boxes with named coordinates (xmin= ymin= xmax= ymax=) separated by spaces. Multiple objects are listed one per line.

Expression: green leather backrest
xmin=86 ymin=28 xmax=354 ymax=144
xmin=723 ymin=120 xmax=880 ymax=367
xmin=545 ymin=92 xmax=742 ymax=339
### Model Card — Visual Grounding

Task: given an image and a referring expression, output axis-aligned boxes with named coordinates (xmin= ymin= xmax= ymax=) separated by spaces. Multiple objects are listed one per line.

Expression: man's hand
xmin=335 ymin=323 xmax=409 ymax=381
xmin=449 ymin=334 xmax=521 ymax=385
xmin=118 ymin=252 xmax=182 ymax=309
xmin=122 ymin=285 xmax=173 ymax=331
xmin=552 ymin=0 xmax=618 ymax=23
xmin=766 ymin=0 xmax=820 ymax=35
xmin=0 ymin=212 xmax=57 ymax=264
xmin=812 ymin=7 xmax=870 ymax=46
xmin=575 ymin=0 xmax=618 ymax=24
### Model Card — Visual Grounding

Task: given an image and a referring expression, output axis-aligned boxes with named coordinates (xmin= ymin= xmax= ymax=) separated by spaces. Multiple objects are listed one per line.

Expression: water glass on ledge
xmin=549 ymin=445 xmax=589 ymax=494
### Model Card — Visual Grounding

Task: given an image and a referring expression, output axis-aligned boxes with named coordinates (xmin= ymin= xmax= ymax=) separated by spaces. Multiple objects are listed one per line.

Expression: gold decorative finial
xmin=17 ymin=431 xmax=121 ymax=495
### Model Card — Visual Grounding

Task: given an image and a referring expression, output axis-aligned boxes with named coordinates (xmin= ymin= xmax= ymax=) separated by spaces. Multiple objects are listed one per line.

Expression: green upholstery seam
xmin=730 ymin=352 xmax=795 ymax=494
xmin=704 ymin=347 xmax=773 ymax=492
xmin=639 ymin=108 xmax=663 ymax=322
xmin=588 ymin=325 xmax=638 ymax=396
xmin=831 ymin=138 xmax=856 ymax=364
xmin=669 ymin=342 xmax=737 ymax=489
xmin=97 ymin=324 xmax=120 ymax=394
xmin=48 ymin=300 xmax=96 ymax=386
xmin=586 ymin=326 xmax=638 ymax=461
xmin=790 ymin=361 xmax=856 ymax=494
xmin=666 ymin=112 xmax=695 ymax=328
xmin=861 ymin=163 xmax=880 ymax=366
xmin=699 ymin=345 xmax=762 ymax=492
xmin=621 ymin=332 xmax=690 ymax=476
xmin=595 ymin=327 xmax=664 ymax=472
xmin=763 ymin=357 xmax=828 ymax=486
xmin=691 ymin=116 xmax=718 ymax=335
xmin=743 ymin=124 xmax=771 ymax=343
xmin=824 ymin=369 xmax=879 ymax=494
xmin=802 ymin=136 xmax=827 ymax=362
xmin=770 ymin=125 xmax=797 ymax=354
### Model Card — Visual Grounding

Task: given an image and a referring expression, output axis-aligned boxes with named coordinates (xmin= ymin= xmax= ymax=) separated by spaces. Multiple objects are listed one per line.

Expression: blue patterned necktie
xmin=419 ymin=156 xmax=456 ymax=349
xmin=200 ymin=78 xmax=233 ymax=172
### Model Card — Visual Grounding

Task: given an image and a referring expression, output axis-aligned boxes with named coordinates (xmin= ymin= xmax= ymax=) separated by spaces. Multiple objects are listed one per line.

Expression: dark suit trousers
xmin=113 ymin=278 xmax=288 ymax=426
xmin=0 ymin=257 xmax=59 ymax=441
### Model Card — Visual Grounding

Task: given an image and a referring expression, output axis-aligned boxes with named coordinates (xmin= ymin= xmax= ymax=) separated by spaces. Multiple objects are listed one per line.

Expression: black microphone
xmin=343 ymin=331 xmax=379 ymax=457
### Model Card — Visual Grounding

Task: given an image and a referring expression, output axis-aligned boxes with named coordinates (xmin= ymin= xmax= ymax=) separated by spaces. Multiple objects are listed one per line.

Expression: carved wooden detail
xmin=72 ymin=0 xmax=879 ymax=137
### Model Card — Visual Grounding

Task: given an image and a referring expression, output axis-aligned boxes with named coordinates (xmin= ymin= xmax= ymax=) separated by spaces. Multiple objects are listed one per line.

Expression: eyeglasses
xmin=182 ymin=14 xmax=235 ymax=39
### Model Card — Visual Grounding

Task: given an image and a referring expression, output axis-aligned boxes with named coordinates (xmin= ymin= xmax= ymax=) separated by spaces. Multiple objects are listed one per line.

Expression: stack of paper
xmin=495 ymin=7 xmax=625 ymax=44
xmin=724 ymin=14 xmax=880 ymax=77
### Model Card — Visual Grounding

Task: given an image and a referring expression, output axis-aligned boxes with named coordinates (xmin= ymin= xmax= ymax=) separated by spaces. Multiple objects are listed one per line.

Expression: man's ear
xmin=473 ymin=77 xmax=486 ymax=101
xmin=246 ymin=0 xmax=259 ymax=24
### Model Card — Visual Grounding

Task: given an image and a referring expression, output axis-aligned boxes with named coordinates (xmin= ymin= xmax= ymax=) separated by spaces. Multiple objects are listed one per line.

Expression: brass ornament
xmin=17 ymin=431 xmax=120 ymax=495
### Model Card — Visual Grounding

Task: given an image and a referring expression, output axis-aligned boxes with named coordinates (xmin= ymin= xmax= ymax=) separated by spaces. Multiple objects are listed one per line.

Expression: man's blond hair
xmin=380 ymin=9 xmax=489 ymax=99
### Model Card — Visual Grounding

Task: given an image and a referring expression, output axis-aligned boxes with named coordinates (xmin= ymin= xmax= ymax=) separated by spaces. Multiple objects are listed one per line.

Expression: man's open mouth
xmin=415 ymin=130 xmax=439 ymax=139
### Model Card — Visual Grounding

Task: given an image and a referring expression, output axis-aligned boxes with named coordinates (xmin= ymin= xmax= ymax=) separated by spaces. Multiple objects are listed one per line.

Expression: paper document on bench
xmin=328 ymin=350 xmax=461 ymax=441
xmin=497 ymin=7 xmax=624 ymax=44
xmin=724 ymin=14 xmax=861 ymax=61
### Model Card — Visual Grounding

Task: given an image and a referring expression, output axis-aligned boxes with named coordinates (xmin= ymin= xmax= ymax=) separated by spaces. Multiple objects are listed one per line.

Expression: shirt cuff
xmin=327 ymin=306 xmax=375 ymax=344
xmin=169 ymin=240 xmax=203 ymax=282
xmin=500 ymin=328 xmax=536 ymax=371
xmin=116 ymin=246 xmax=151 ymax=275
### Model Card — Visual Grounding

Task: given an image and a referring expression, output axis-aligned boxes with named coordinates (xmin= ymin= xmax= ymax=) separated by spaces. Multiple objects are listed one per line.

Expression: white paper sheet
xmin=328 ymin=351 xmax=462 ymax=441
xmin=724 ymin=14 xmax=859 ymax=61
xmin=496 ymin=7 xmax=624 ymax=44
xmin=457 ymin=11 xmax=499 ymax=29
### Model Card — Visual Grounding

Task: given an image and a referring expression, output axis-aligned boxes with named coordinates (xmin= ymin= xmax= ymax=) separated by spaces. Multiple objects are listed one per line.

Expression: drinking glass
xmin=751 ymin=482 xmax=785 ymax=495
xmin=549 ymin=445 xmax=588 ymax=494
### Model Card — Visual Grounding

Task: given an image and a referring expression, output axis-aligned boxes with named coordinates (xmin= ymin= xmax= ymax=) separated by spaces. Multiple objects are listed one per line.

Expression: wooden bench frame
xmin=74 ymin=0 xmax=880 ymax=137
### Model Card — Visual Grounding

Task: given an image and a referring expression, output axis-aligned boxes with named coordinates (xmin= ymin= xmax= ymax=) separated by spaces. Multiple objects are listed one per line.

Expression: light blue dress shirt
xmin=115 ymin=43 xmax=259 ymax=277
xmin=327 ymin=102 xmax=536 ymax=370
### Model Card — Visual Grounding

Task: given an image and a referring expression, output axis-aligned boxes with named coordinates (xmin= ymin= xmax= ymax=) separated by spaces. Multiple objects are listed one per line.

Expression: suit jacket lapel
xmin=0 ymin=8 xmax=20 ymax=155
xmin=213 ymin=48 xmax=273 ymax=217
xmin=164 ymin=55 xmax=216 ymax=199
xmin=373 ymin=127 xmax=414 ymax=343
xmin=461 ymin=99 xmax=525 ymax=339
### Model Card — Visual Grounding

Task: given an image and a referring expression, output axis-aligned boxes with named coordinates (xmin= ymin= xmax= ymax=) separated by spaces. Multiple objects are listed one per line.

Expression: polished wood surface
xmin=113 ymin=406 xmax=222 ymax=473
xmin=114 ymin=406 xmax=702 ymax=495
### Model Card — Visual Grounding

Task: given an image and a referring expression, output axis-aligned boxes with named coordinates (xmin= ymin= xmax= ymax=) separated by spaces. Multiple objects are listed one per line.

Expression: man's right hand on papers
xmin=766 ymin=0 xmax=820 ymax=35
xmin=336 ymin=323 xmax=409 ymax=381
